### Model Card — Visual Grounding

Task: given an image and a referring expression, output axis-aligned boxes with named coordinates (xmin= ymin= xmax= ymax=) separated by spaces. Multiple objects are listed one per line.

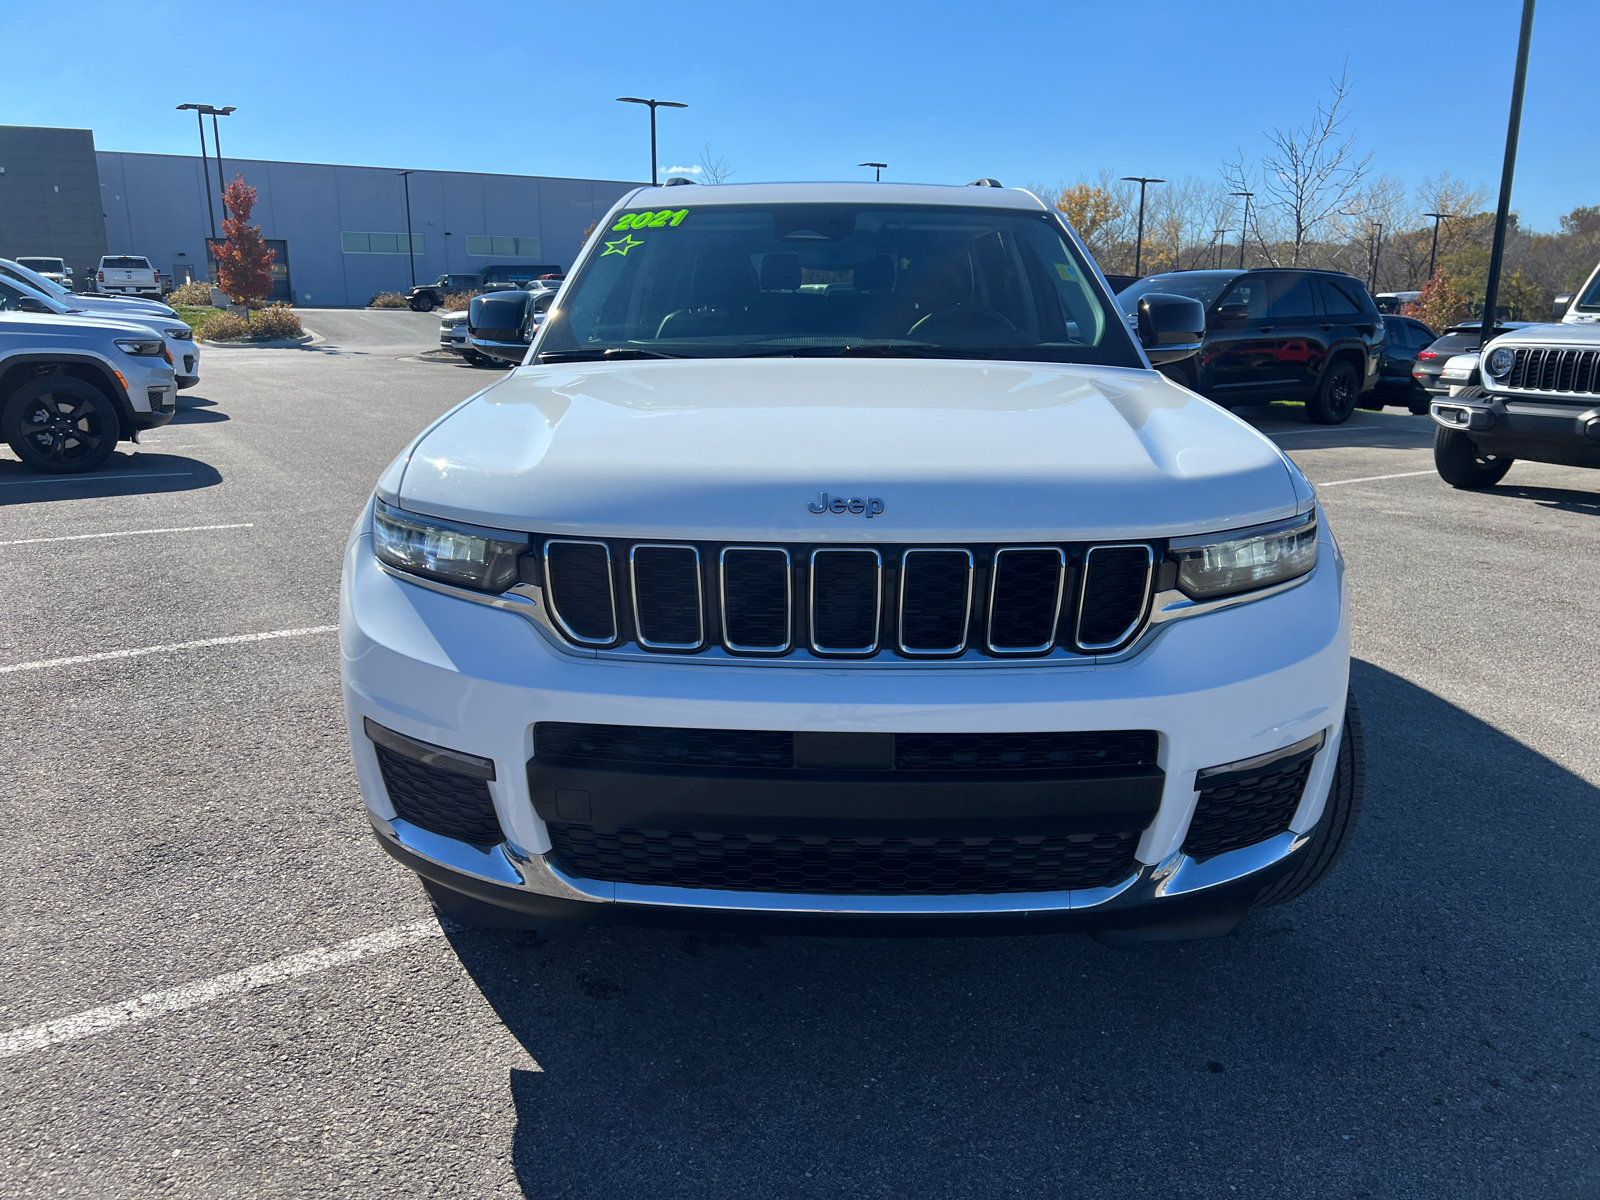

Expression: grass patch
xmin=174 ymin=305 xmax=224 ymax=330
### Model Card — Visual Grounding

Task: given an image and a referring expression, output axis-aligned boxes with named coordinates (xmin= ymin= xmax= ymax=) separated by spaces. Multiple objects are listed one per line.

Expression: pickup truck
xmin=96 ymin=255 xmax=161 ymax=298
xmin=16 ymin=257 xmax=73 ymax=291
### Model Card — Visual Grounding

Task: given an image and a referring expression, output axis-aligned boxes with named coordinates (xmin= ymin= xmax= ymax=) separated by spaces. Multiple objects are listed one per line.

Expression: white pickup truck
xmin=96 ymin=255 xmax=161 ymax=298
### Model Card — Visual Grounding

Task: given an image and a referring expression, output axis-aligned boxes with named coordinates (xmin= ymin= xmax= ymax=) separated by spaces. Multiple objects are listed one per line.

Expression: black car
xmin=1117 ymin=268 xmax=1385 ymax=424
xmin=1412 ymin=321 xmax=1534 ymax=408
xmin=406 ymin=273 xmax=483 ymax=312
xmin=1366 ymin=314 xmax=1437 ymax=412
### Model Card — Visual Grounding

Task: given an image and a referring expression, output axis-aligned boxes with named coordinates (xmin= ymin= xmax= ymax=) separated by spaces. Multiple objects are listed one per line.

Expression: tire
xmin=411 ymin=296 xmax=434 ymax=313
xmin=1307 ymin=358 xmax=1360 ymax=424
xmin=1407 ymin=389 xmax=1431 ymax=416
xmin=2 ymin=375 xmax=120 ymax=474
xmin=1434 ymin=426 xmax=1513 ymax=489
xmin=419 ymin=877 xmax=566 ymax=935
xmin=1253 ymin=690 xmax=1366 ymax=908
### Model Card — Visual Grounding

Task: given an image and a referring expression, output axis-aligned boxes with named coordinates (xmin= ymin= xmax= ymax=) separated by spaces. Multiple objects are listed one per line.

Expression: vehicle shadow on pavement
xmin=1488 ymin=482 xmax=1600 ymax=514
xmin=443 ymin=660 xmax=1600 ymax=1199
xmin=171 ymin=395 xmax=230 ymax=425
xmin=1238 ymin=406 xmax=1437 ymax=452
xmin=0 ymin=451 xmax=221 ymax=500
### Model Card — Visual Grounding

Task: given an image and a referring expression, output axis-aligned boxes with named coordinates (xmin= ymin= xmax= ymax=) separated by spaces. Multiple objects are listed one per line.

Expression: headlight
xmin=1169 ymin=512 xmax=1317 ymax=600
xmin=372 ymin=499 xmax=527 ymax=592
xmin=1486 ymin=347 xmax=1515 ymax=377
xmin=167 ymin=326 xmax=194 ymax=341
xmin=114 ymin=337 xmax=165 ymax=357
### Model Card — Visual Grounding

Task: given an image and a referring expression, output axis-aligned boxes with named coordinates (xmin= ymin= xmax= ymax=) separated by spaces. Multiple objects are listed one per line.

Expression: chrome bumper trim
xmin=375 ymin=815 xmax=1308 ymax=917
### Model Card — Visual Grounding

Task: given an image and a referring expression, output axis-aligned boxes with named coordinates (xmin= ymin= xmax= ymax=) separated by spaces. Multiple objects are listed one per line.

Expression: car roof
xmin=618 ymin=181 xmax=1051 ymax=211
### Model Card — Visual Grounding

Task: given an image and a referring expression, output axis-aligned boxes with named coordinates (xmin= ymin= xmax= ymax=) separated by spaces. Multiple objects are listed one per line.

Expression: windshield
xmin=1577 ymin=266 xmax=1600 ymax=311
xmin=536 ymin=203 xmax=1137 ymax=365
xmin=17 ymin=258 xmax=65 ymax=273
xmin=1116 ymin=272 xmax=1237 ymax=314
xmin=2 ymin=262 xmax=68 ymax=296
xmin=102 ymin=257 xmax=150 ymax=269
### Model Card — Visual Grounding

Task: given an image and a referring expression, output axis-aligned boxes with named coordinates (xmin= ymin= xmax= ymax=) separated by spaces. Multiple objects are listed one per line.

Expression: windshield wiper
xmin=536 ymin=348 xmax=685 ymax=363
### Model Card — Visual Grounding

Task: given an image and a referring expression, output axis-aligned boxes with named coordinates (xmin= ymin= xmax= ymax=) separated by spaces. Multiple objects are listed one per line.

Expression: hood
xmin=1493 ymin=321 xmax=1600 ymax=346
xmin=392 ymin=359 xmax=1303 ymax=542
xmin=74 ymin=296 xmax=177 ymax=319
xmin=0 ymin=310 xmax=181 ymax=339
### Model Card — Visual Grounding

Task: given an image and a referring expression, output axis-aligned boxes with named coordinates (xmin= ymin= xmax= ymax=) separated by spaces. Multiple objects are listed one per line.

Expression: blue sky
xmin=4 ymin=0 xmax=1593 ymax=232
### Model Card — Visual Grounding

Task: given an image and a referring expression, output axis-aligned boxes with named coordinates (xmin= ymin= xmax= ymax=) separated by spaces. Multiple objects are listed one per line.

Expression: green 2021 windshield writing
xmin=610 ymin=209 xmax=689 ymax=231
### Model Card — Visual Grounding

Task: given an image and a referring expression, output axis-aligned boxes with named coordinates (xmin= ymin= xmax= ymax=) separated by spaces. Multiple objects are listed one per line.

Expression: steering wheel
xmin=905 ymin=307 xmax=1020 ymax=342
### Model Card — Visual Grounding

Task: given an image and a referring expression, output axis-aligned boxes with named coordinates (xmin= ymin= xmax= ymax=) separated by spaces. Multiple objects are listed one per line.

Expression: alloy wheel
xmin=20 ymin=393 xmax=106 ymax=467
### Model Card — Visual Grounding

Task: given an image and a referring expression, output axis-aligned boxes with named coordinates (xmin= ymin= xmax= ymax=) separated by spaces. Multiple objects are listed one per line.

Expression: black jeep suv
xmin=1117 ymin=269 xmax=1385 ymax=424
xmin=406 ymin=274 xmax=483 ymax=312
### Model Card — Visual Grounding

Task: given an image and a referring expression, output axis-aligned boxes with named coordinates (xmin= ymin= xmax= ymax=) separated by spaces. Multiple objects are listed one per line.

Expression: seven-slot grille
xmin=539 ymin=537 xmax=1156 ymax=659
xmin=1505 ymin=347 xmax=1600 ymax=396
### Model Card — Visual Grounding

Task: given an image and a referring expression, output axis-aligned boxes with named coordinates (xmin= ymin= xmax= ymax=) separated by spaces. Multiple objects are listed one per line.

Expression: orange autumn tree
xmin=214 ymin=176 xmax=275 ymax=304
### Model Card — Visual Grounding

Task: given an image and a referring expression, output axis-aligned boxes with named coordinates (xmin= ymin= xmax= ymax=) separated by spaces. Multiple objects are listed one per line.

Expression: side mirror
xmin=1212 ymin=302 xmax=1249 ymax=325
xmin=65 ymin=267 xmax=74 ymax=275
xmin=18 ymin=296 xmax=50 ymax=313
xmin=1137 ymin=294 xmax=1205 ymax=365
xmin=1553 ymin=293 xmax=1574 ymax=319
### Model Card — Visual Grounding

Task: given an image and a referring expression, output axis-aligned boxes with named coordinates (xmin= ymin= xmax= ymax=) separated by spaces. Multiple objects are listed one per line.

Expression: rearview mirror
xmin=1137 ymin=294 xmax=1205 ymax=365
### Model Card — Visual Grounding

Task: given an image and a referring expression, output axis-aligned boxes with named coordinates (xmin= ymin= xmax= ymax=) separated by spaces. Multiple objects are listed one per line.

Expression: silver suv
xmin=0 ymin=303 xmax=178 ymax=473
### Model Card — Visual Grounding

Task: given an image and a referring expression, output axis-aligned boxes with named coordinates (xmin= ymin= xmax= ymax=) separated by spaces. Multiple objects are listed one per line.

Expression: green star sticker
xmin=602 ymin=233 xmax=644 ymax=257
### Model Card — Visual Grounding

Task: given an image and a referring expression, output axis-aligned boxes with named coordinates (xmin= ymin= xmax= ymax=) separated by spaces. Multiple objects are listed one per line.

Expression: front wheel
xmin=1307 ymin=358 xmax=1360 ymax=424
xmin=411 ymin=296 xmax=434 ymax=312
xmin=1434 ymin=426 xmax=1513 ymax=489
xmin=2 ymin=376 xmax=120 ymax=473
xmin=1253 ymin=690 xmax=1366 ymax=908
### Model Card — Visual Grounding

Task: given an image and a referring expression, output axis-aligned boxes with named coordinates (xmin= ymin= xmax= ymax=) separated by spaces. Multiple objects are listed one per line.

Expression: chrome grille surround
xmin=719 ymin=546 xmax=793 ymax=653
xmin=542 ymin=539 xmax=617 ymax=645
xmin=1076 ymin=544 xmax=1155 ymax=651
xmin=808 ymin=548 xmax=882 ymax=655
xmin=629 ymin=543 xmax=703 ymax=651
xmin=985 ymin=546 xmax=1066 ymax=655
xmin=897 ymin=548 xmax=974 ymax=656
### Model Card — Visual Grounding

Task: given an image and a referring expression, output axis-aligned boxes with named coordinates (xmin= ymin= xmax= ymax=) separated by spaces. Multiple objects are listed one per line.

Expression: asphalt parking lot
xmin=2 ymin=309 xmax=1596 ymax=1199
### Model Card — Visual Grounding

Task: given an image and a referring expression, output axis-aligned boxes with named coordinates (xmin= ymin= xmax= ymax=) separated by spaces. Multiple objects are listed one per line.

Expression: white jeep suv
xmin=341 ymin=182 xmax=1361 ymax=943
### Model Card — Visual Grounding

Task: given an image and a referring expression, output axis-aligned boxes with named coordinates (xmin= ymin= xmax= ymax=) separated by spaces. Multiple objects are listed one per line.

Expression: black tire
xmin=1407 ymin=389 xmax=1431 ymax=416
xmin=1307 ymin=358 xmax=1360 ymax=424
xmin=420 ymin=877 xmax=564 ymax=934
xmin=1253 ymin=690 xmax=1366 ymax=908
xmin=411 ymin=295 xmax=434 ymax=313
xmin=2 ymin=375 xmax=120 ymax=474
xmin=1434 ymin=426 xmax=1513 ymax=489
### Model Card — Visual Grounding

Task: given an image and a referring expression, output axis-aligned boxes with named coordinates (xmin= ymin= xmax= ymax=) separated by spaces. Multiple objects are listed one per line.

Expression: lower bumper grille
xmin=547 ymin=824 xmax=1141 ymax=894
xmin=1182 ymin=754 xmax=1315 ymax=861
xmin=374 ymin=745 xmax=503 ymax=846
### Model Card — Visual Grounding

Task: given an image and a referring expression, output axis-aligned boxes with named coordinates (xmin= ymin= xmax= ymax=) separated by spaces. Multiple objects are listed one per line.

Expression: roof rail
xmin=967 ymin=178 xmax=1003 ymax=188
xmin=663 ymin=176 xmax=698 ymax=186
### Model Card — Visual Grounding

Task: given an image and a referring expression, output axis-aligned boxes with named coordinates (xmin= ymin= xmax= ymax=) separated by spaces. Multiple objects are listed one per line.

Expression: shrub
xmin=369 ymin=292 xmax=409 ymax=308
xmin=168 ymin=280 xmax=215 ymax=306
xmin=1404 ymin=273 xmax=1472 ymax=331
xmin=250 ymin=304 xmax=303 ymax=338
xmin=195 ymin=312 xmax=250 ymax=341
xmin=440 ymin=289 xmax=482 ymax=309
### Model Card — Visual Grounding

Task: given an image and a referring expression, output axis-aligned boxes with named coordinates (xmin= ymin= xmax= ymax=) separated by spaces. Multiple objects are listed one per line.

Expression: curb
xmin=202 ymin=331 xmax=322 ymax=349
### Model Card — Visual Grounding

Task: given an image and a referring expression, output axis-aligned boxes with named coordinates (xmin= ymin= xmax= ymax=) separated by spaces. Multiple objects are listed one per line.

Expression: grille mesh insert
xmin=810 ymin=549 xmax=880 ymax=652
xmin=894 ymin=730 xmax=1158 ymax=772
xmin=547 ymin=824 xmax=1141 ymax=894
xmin=1183 ymin=756 xmax=1315 ymax=860
xmin=631 ymin=545 xmax=701 ymax=648
xmin=1078 ymin=546 xmax=1152 ymax=649
xmin=544 ymin=541 xmax=616 ymax=643
xmin=375 ymin=746 xmax=503 ymax=845
xmin=535 ymin=722 xmax=795 ymax=770
xmin=898 ymin=550 xmax=971 ymax=653
xmin=988 ymin=548 xmax=1064 ymax=651
xmin=722 ymin=549 xmax=790 ymax=650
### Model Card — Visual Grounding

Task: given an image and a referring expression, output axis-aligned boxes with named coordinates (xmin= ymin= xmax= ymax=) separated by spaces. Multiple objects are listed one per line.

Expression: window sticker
xmin=610 ymin=209 xmax=690 ymax=232
xmin=601 ymin=233 xmax=645 ymax=257
xmin=1055 ymin=262 xmax=1079 ymax=282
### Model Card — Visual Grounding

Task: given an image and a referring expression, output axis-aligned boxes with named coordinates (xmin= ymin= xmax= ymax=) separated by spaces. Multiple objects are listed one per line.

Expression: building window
xmin=341 ymin=232 xmax=424 ymax=254
xmin=466 ymin=235 xmax=543 ymax=258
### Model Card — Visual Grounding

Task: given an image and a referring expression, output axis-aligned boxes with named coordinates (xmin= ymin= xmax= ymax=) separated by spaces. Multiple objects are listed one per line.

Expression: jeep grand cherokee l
xmin=341 ymin=182 xmax=1362 ymax=943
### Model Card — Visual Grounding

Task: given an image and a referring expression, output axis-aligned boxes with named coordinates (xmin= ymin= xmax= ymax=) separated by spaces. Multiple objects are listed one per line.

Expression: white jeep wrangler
xmin=341 ymin=182 xmax=1361 ymax=943
xmin=1431 ymin=258 xmax=1600 ymax=487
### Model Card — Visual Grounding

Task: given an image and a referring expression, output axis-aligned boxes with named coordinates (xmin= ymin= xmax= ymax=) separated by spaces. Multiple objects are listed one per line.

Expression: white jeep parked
xmin=1431 ymin=258 xmax=1600 ymax=487
xmin=342 ymin=181 xmax=1361 ymax=944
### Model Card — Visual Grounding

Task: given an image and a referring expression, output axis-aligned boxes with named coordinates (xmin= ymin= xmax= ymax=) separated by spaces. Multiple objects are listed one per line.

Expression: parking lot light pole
xmin=616 ymin=97 xmax=688 ymax=187
xmin=1481 ymin=0 xmax=1537 ymax=341
xmin=1122 ymin=177 xmax=1164 ymax=278
xmin=209 ymin=106 xmax=236 ymax=222
xmin=1369 ymin=221 xmax=1384 ymax=292
xmin=1424 ymin=212 xmax=1452 ymax=281
xmin=176 ymin=104 xmax=218 ymax=240
xmin=398 ymin=171 xmax=417 ymax=288
xmin=1231 ymin=191 xmax=1254 ymax=270
xmin=859 ymin=162 xmax=888 ymax=181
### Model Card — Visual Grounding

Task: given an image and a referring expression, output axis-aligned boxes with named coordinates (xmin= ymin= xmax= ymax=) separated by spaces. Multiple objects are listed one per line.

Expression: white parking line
xmin=1318 ymin=469 xmax=1438 ymax=488
xmin=0 ymin=625 xmax=338 ymax=674
xmin=1 ymin=920 xmax=447 ymax=1059
xmin=0 ymin=471 xmax=195 ymax=487
xmin=0 ymin=523 xmax=253 ymax=547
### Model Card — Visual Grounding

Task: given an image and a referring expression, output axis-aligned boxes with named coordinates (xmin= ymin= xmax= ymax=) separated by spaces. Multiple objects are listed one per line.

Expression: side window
xmin=1318 ymin=278 xmax=1364 ymax=317
xmin=1265 ymin=274 xmax=1318 ymax=320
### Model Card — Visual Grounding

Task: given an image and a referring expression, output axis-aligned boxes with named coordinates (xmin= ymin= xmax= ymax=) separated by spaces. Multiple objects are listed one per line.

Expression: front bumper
xmin=1432 ymin=395 xmax=1600 ymax=468
xmin=341 ymin=506 xmax=1349 ymax=931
